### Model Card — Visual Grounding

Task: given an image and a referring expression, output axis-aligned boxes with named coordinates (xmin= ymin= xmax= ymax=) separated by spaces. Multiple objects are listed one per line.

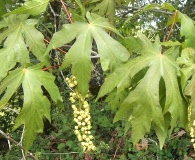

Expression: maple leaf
xmin=0 ymin=14 xmax=48 ymax=81
xmin=178 ymin=12 xmax=195 ymax=48
xmin=46 ymin=12 xmax=130 ymax=96
xmin=5 ymin=0 xmax=50 ymax=16
xmin=92 ymin=0 xmax=115 ymax=23
xmin=0 ymin=64 xmax=63 ymax=151
xmin=0 ymin=69 xmax=25 ymax=110
xmin=97 ymin=34 xmax=187 ymax=149
xmin=177 ymin=48 xmax=195 ymax=129
xmin=176 ymin=12 xmax=195 ymax=130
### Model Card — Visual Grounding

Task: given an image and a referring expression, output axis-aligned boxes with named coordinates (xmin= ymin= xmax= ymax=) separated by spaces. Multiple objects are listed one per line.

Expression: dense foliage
xmin=0 ymin=0 xmax=195 ymax=159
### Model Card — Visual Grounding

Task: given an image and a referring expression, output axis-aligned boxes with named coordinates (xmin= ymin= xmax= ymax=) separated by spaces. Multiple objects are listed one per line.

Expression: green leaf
xmin=121 ymin=36 xmax=143 ymax=54
xmin=97 ymin=34 xmax=161 ymax=99
xmin=5 ymin=0 xmax=50 ymax=16
xmin=92 ymin=0 xmax=115 ymax=23
xmin=124 ymin=34 xmax=162 ymax=56
xmin=62 ymin=28 xmax=93 ymax=96
xmin=0 ymin=69 xmax=25 ymax=110
xmin=0 ymin=64 xmax=62 ymax=151
xmin=177 ymin=48 xmax=195 ymax=130
xmin=105 ymin=89 xmax=127 ymax=110
xmin=0 ymin=15 xmax=48 ymax=81
xmin=75 ymin=0 xmax=86 ymax=18
xmin=98 ymin=35 xmax=187 ymax=149
xmin=47 ymin=12 xmax=129 ymax=95
xmin=22 ymin=19 xmax=48 ymax=62
xmin=161 ymin=3 xmax=176 ymax=11
xmin=177 ymin=48 xmax=195 ymax=90
xmin=92 ymin=28 xmax=129 ymax=70
xmin=143 ymin=3 xmax=175 ymax=11
xmin=113 ymin=54 xmax=166 ymax=148
xmin=178 ymin=11 xmax=195 ymax=48
xmin=86 ymin=12 xmax=121 ymax=34
xmin=161 ymin=41 xmax=181 ymax=47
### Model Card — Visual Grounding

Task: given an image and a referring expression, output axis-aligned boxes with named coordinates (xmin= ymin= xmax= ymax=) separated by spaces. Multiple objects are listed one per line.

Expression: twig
xmin=5 ymin=106 xmax=19 ymax=114
xmin=44 ymin=39 xmax=67 ymax=54
xmin=0 ymin=130 xmax=37 ymax=160
xmin=91 ymin=55 xmax=100 ymax=59
xmin=41 ymin=152 xmax=81 ymax=155
xmin=120 ymin=6 xmax=173 ymax=17
xmin=113 ymin=139 xmax=122 ymax=159
xmin=165 ymin=10 xmax=178 ymax=42
xmin=60 ymin=0 xmax=73 ymax=23
xmin=42 ymin=64 xmax=61 ymax=71
xmin=45 ymin=5 xmax=74 ymax=92
xmin=147 ymin=138 xmax=158 ymax=146
xmin=147 ymin=138 xmax=158 ymax=160
xmin=21 ymin=149 xmax=26 ymax=160
xmin=49 ymin=3 xmax=57 ymax=32
xmin=53 ymin=49 xmax=74 ymax=92
xmin=161 ymin=10 xmax=178 ymax=54
xmin=20 ymin=126 xmax=26 ymax=160
xmin=41 ymin=54 xmax=99 ymax=71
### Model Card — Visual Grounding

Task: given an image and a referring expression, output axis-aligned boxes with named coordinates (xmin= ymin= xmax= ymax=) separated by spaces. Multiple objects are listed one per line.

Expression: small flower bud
xmin=82 ymin=135 xmax=87 ymax=139
xmin=78 ymin=116 xmax=82 ymax=120
xmin=74 ymin=130 xmax=79 ymax=134
xmin=74 ymin=81 xmax=77 ymax=85
xmin=75 ymin=126 xmax=79 ymax=130
xmin=92 ymin=146 xmax=96 ymax=150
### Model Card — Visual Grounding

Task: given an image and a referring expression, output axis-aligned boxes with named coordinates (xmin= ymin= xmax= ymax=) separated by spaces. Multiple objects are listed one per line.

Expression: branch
xmin=44 ymin=39 xmax=67 ymax=54
xmin=60 ymin=0 xmax=73 ymax=23
xmin=120 ymin=6 xmax=173 ymax=18
xmin=0 ymin=130 xmax=37 ymax=160
xmin=165 ymin=10 xmax=178 ymax=42
xmin=161 ymin=10 xmax=178 ymax=54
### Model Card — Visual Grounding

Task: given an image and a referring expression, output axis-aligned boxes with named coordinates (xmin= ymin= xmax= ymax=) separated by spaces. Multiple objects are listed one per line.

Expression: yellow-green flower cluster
xmin=188 ymin=106 xmax=195 ymax=149
xmin=66 ymin=76 xmax=96 ymax=152
xmin=190 ymin=123 xmax=195 ymax=149
xmin=66 ymin=76 xmax=77 ymax=88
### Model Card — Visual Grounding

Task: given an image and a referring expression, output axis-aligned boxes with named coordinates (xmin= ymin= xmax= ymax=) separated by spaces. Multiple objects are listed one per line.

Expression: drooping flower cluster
xmin=66 ymin=76 xmax=96 ymax=152
xmin=188 ymin=106 xmax=195 ymax=149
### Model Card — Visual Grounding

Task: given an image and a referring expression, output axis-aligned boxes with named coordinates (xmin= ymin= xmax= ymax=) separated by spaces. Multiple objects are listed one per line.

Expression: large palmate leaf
xmin=0 ymin=64 xmax=63 ymax=151
xmin=0 ymin=14 xmax=48 ymax=81
xmin=177 ymin=48 xmax=195 ymax=130
xmin=176 ymin=12 xmax=195 ymax=131
xmin=177 ymin=12 xmax=195 ymax=48
xmin=97 ymin=34 xmax=187 ymax=149
xmin=46 ymin=12 xmax=130 ymax=95
xmin=5 ymin=0 xmax=50 ymax=16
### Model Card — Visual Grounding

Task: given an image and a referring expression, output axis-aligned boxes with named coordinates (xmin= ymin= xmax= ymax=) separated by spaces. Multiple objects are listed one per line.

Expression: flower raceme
xmin=66 ymin=76 xmax=96 ymax=152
